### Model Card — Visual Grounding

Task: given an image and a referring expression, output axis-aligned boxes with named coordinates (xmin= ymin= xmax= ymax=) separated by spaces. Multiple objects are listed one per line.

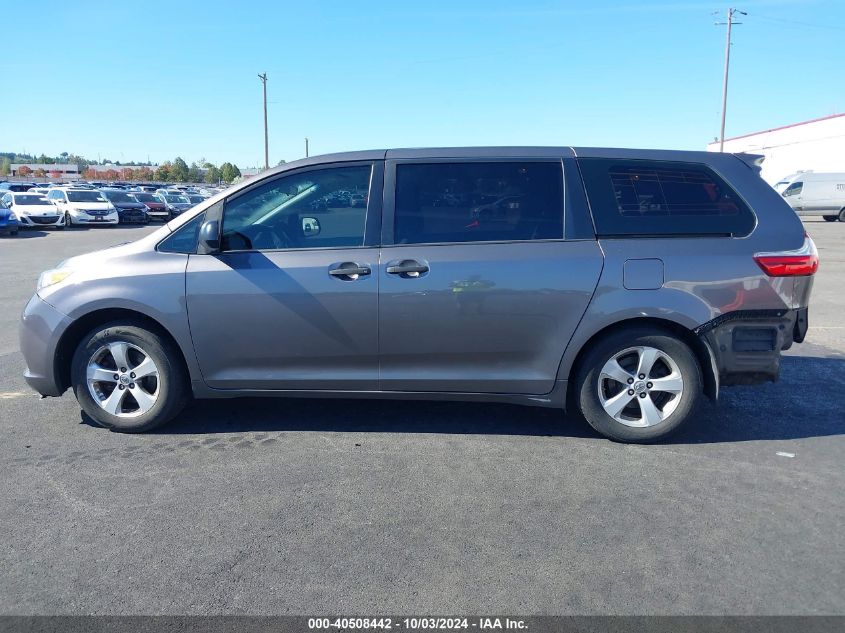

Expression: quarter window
xmin=158 ymin=213 xmax=205 ymax=254
xmin=393 ymin=162 xmax=563 ymax=244
xmin=579 ymin=159 xmax=756 ymax=237
xmin=221 ymin=165 xmax=372 ymax=251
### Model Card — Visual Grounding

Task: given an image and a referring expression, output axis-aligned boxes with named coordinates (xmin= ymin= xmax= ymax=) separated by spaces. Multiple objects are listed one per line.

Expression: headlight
xmin=37 ymin=269 xmax=73 ymax=291
xmin=9 ymin=212 xmax=17 ymax=220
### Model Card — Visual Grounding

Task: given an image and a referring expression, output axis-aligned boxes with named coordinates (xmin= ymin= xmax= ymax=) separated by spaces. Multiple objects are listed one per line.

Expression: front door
xmin=378 ymin=159 xmax=603 ymax=395
xmin=186 ymin=162 xmax=382 ymax=391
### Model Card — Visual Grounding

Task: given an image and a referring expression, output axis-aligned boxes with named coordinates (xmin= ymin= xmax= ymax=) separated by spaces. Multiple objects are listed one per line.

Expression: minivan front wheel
xmin=71 ymin=322 xmax=189 ymax=432
xmin=575 ymin=327 xmax=702 ymax=442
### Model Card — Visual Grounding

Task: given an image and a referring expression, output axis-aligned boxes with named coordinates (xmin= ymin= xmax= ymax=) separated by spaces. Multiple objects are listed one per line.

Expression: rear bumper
xmin=20 ymin=294 xmax=71 ymax=397
xmin=695 ymin=308 xmax=803 ymax=386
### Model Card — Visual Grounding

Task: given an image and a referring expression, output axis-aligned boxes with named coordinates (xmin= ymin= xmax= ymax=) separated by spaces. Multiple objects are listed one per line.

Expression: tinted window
xmin=579 ymin=159 xmax=755 ymax=237
xmin=221 ymin=164 xmax=372 ymax=251
xmin=394 ymin=162 xmax=563 ymax=244
xmin=158 ymin=213 xmax=204 ymax=254
xmin=783 ymin=182 xmax=803 ymax=197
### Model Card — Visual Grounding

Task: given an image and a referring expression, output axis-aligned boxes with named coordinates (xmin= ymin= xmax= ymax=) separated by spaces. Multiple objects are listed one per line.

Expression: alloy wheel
xmin=597 ymin=346 xmax=684 ymax=428
xmin=86 ymin=341 xmax=160 ymax=417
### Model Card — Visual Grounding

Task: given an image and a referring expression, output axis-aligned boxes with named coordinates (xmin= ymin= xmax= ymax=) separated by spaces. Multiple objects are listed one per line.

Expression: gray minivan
xmin=20 ymin=147 xmax=818 ymax=442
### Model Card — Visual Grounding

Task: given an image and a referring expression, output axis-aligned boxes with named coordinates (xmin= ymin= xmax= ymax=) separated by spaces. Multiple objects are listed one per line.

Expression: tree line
xmin=1 ymin=152 xmax=243 ymax=184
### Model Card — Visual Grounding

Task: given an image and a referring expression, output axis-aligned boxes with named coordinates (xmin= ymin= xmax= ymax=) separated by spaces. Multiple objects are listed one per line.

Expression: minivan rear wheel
xmin=70 ymin=321 xmax=189 ymax=433
xmin=574 ymin=327 xmax=702 ymax=443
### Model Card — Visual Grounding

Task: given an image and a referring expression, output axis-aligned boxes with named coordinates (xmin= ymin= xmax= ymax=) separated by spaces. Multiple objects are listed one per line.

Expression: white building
xmin=706 ymin=113 xmax=845 ymax=185
xmin=10 ymin=163 xmax=80 ymax=178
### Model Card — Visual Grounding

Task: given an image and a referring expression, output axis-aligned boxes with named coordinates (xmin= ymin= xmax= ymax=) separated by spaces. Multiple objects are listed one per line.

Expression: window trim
xmin=382 ymin=158 xmax=568 ymax=247
xmin=217 ymin=160 xmax=383 ymax=254
xmin=577 ymin=158 xmax=758 ymax=239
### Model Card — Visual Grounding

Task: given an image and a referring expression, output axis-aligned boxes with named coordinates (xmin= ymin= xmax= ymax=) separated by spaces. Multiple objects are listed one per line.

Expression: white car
xmin=46 ymin=188 xmax=118 ymax=226
xmin=0 ymin=192 xmax=65 ymax=229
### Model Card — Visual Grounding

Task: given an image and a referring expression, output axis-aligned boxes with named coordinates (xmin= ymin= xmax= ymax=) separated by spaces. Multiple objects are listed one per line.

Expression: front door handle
xmin=329 ymin=263 xmax=371 ymax=281
xmin=386 ymin=260 xmax=429 ymax=278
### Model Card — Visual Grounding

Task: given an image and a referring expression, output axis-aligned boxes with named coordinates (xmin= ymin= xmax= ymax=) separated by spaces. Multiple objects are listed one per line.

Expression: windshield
xmin=67 ymin=190 xmax=108 ymax=202
xmin=133 ymin=193 xmax=160 ymax=202
xmin=103 ymin=191 xmax=138 ymax=203
xmin=164 ymin=195 xmax=189 ymax=203
xmin=188 ymin=195 xmax=204 ymax=203
xmin=15 ymin=195 xmax=51 ymax=205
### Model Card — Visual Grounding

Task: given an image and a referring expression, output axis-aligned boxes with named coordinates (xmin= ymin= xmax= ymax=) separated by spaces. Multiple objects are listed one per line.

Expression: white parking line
xmin=0 ymin=392 xmax=28 ymax=399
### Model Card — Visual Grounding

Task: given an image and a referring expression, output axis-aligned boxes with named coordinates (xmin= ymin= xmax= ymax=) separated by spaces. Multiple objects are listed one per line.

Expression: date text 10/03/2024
xmin=307 ymin=618 xmax=528 ymax=630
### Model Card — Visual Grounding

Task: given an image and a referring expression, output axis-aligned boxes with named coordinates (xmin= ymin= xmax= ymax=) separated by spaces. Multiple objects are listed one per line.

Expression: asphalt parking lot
xmin=0 ymin=222 xmax=843 ymax=615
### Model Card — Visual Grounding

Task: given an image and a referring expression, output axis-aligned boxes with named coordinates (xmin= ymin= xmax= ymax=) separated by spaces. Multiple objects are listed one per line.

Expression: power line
xmin=752 ymin=13 xmax=845 ymax=32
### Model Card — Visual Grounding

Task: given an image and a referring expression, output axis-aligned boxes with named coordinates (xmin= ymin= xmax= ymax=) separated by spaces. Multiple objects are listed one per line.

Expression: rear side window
xmin=578 ymin=159 xmax=755 ymax=237
xmin=394 ymin=162 xmax=563 ymax=244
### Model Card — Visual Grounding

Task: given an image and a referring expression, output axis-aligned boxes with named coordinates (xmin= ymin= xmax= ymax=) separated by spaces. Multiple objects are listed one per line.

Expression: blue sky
xmin=2 ymin=0 xmax=841 ymax=168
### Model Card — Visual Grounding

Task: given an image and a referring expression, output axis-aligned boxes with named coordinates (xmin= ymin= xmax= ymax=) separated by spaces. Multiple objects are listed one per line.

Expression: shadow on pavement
xmin=83 ymin=355 xmax=845 ymax=443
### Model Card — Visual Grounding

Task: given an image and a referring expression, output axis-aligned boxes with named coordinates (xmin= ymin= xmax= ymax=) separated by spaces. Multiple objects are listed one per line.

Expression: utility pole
xmin=305 ymin=137 xmax=310 ymax=158
xmin=717 ymin=8 xmax=746 ymax=152
xmin=258 ymin=73 xmax=269 ymax=170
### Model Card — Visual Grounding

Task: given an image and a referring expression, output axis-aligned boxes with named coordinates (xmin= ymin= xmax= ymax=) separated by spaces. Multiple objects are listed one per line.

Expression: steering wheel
xmin=239 ymin=222 xmax=296 ymax=250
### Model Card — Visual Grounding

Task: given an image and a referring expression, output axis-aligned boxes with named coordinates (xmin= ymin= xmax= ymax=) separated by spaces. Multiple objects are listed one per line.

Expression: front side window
xmin=579 ymin=159 xmax=756 ymax=237
xmin=393 ymin=162 xmax=564 ymax=245
xmin=783 ymin=182 xmax=803 ymax=197
xmin=221 ymin=164 xmax=372 ymax=251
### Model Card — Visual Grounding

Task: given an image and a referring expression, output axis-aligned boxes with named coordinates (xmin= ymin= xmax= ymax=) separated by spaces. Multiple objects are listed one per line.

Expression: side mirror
xmin=301 ymin=216 xmax=321 ymax=237
xmin=198 ymin=219 xmax=221 ymax=254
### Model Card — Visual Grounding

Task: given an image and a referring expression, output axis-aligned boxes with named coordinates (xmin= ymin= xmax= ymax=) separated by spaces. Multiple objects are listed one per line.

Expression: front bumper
xmin=74 ymin=215 xmax=119 ymax=224
xmin=117 ymin=208 xmax=149 ymax=223
xmin=20 ymin=214 xmax=63 ymax=228
xmin=695 ymin=308 xmax=804 ymax=386
xmin=20 ymin=293 xmax=72 ymax=397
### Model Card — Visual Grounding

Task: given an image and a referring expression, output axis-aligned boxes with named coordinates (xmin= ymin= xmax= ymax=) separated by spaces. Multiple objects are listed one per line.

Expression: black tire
xmin=64 ymin=212 xmax=73 ymax=227
xmin=574 ymin=326 xmax=703 ymax=443
xmin=839 ymin=208 xmax=845 ymax=222
xmin=823 ymin=216 xmax=837 ymax=222
xmin=70 ymin=321 xmax=189 ymax=433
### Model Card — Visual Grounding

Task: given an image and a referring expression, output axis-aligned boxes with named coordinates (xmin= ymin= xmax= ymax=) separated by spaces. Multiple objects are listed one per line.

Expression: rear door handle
xmin=386 ymin=260 xmax=429 ymax=278
xmin=328 ymin=262 xmax=371 ymax=281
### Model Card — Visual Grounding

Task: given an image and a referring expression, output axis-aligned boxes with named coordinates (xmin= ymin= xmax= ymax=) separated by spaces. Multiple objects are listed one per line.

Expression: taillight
xmin=754 ymin=234 xmax=819 ymax=277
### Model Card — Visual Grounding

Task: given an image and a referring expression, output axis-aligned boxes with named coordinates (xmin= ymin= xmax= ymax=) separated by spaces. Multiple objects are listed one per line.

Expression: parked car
xmin=349 ymin=193 xmax=366 ymax=208
xmin=133 ymin=192 xmax=170 ymax=221
xmin=0 ymin=198 xmax=19 ymax=235
xmin=20 ymin=147 xmax=817 ymax=442
xmin=29 ymin=187 xmax=52 ymax=196
xmin=779 ymin=172 xmax=845 ymax=222
xmin=155 ymin=188 xmax=183 ymax=197
xmin=161 ymin=194 xmax=193 ymax=216
xmin=0 ymin=182 xmax=37 ymax=193
xmin=45 ymin=188 xmax=118 ymax=226
xmin=1 ymin=192 xmax=64 ymax=229
xmin=100 ymin=189 xmax=150 ymax=224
